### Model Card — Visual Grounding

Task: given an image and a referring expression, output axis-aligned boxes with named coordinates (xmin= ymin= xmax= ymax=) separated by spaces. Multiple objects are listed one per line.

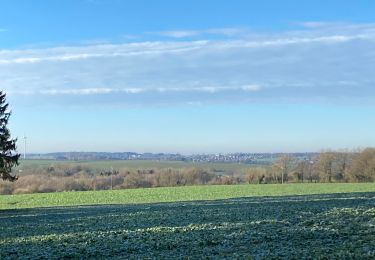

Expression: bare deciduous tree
xmin=273 ymin=154 xmax=295 ymax=184
xmin=315 ymin=151 xmax=336 ymax=182
xmin=349 ymin=148 xmax=375 ymax=182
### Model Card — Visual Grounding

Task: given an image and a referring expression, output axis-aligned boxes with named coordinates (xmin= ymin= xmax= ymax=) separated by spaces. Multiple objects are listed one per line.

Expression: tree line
xmin=245 ymin=148 xmax=375 ymax=184
xmin=0 ymin=148 xmax=374 ymax=194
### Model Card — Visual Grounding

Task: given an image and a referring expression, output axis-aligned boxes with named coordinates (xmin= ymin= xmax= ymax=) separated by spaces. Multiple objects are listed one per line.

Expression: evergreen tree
xmin=0 ymin=91 xmax=20 ymax=181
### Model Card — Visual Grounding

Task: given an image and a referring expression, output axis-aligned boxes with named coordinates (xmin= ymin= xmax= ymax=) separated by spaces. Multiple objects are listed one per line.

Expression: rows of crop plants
xmin=1 ymin=192 xmax=374 ymax=258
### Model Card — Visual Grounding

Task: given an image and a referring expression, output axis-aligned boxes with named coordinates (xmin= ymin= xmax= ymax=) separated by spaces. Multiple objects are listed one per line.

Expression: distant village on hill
xmin=25 ymin=152 xmax=315 ymax=164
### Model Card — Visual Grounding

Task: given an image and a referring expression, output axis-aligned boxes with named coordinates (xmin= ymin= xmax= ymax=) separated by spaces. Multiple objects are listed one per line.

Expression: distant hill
xmin=25 ymin=152 xmax=316 ymax=165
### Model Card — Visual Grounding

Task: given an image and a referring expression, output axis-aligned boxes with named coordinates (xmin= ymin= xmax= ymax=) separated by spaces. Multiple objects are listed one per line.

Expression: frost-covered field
xmin=1 ymin=192 xmax=375 ymax=259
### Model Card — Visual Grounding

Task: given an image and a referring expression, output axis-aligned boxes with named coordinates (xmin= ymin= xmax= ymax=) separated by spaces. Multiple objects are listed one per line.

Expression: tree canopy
xmin=0 ymin=91 xmax=20 ymax=181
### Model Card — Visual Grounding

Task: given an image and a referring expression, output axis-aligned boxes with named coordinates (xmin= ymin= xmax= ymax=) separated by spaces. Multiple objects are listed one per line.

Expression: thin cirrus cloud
xmin=10 ymin=85 xmax=262 ymax=96
xmin=154 ymin=30 xmax=200 ymax=38
xmin=1 ymin=22 xmax=375 ymax=107
xmin=152 ymin=27 xmax=249 ymax=38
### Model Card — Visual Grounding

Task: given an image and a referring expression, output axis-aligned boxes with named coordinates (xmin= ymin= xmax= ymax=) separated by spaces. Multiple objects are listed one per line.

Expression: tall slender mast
xmin=23 ymin=135 xmax=27 ymax=160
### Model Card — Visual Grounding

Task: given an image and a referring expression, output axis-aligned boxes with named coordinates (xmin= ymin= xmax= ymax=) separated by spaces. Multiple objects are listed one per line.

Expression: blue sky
xmin=1 ymin=0 xmax=375 ymax=153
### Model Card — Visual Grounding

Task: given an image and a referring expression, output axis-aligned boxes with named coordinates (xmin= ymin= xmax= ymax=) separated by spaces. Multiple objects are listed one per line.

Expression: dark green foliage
xmin=0 ymin=91 xmax=20 ymax=181
xmin=0 ymin=192 xmax=374 ymax=258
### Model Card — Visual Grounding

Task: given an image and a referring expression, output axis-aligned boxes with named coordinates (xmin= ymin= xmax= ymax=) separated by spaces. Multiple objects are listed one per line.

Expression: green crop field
xmin=1 ymin=183 xmax=375 ymax=258
xmin=1 ymin=183 xmax=374 ymax=209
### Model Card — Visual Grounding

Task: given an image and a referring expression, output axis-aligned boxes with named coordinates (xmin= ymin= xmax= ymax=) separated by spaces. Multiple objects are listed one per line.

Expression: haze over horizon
xmin=1 ymin=0 xmax=375 ymax=154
